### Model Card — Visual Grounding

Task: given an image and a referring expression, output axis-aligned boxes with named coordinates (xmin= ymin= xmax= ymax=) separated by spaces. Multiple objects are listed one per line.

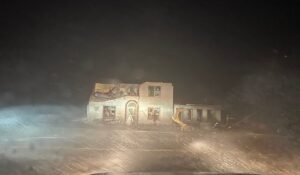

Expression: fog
xmin=1 ymin=1 xmax=300 ymax=174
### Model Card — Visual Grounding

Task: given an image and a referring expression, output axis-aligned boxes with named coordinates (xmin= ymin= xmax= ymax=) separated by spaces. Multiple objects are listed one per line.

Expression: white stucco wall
xmin=138 ymin=82 xmax=174 ymax=124
xmin=87 ymin=82 xmax=174 ymax=125
xmin=87 ymin=96 xmax=138 ymax=122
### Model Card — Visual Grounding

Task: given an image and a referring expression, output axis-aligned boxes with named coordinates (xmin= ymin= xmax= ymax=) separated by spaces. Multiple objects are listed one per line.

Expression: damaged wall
xmin=87 ymin=82 xmax=173 ymax=125
xmin=87 ymin=96 xmax=138 ymax=123
xmin=174 ymin=104 xmax=222 ymax=123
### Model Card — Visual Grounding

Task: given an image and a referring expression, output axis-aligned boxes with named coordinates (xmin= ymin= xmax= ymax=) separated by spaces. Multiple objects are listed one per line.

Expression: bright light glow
xmin=190 ymin=141 xmax=210 ymax=151
xmin=0 ymin=117 xmax=19 ymax=125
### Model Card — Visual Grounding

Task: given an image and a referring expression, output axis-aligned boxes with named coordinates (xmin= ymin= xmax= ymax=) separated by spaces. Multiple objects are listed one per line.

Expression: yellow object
xmin=94 ymin=83 xmax=114 ymax=93
xmin=172 ymin=108 xmax=192 ymax=131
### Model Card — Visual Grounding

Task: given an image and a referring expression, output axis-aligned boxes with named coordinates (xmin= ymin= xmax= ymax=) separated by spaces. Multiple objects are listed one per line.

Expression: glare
xmin=190 ymin=141 xmax=210 ymax=151
xmin=0 ymin=117 xmax=19 ymax=125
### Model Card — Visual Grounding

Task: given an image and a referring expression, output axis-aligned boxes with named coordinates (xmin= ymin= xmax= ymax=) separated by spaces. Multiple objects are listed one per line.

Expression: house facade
xmin=87 ymin=82 xmax=174 ymax=125
xmin=87 ymin=81 xmax=223 ymax=126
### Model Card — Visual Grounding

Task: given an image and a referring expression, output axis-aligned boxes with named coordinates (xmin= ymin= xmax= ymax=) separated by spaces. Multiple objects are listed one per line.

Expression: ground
xmin=0 ymin=106 xmax=300 ymax=175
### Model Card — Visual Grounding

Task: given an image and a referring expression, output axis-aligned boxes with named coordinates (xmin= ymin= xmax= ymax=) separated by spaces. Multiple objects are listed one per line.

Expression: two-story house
xmin=87 ymin=82 xmax=174 ymax=125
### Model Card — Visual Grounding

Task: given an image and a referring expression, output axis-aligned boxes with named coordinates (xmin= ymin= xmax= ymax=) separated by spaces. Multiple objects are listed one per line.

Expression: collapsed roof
xmin=90 ymin=83 xmax=139 ymax=102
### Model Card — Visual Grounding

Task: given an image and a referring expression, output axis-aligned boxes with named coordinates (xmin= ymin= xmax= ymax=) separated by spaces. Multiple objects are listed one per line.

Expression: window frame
xmin=148 ymin=86 xmax=161 ymax=97
xmin=103 ymin=106 xmax=116 ymax=120
xmin=148 ymin=107 xmax=160 ymax=120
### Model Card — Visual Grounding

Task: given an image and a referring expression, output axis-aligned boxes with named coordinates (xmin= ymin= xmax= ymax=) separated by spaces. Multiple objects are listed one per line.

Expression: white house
xmin=87 ymin=82 xmax=174 ymax=125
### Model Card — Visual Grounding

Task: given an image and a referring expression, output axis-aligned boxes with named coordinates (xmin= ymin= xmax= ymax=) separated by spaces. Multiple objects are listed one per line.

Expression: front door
xmin=125 ymin=100 xmax=138 ymax=126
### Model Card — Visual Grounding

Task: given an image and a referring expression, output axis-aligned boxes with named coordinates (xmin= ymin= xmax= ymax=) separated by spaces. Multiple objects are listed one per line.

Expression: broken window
xmin=148 ymin=86 xmax=161 ymax=96
xmin=127 ymin=86 xmax=138 ymax=96
xmin=103 ymin=106 xmax=116 ymax=120
xmin=148 ymin=107 xmax=160 ymax=121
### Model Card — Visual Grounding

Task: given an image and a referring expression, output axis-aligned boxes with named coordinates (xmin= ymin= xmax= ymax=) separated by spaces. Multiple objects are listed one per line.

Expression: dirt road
xmin=0 ymin=119 xmax=300 ymax=175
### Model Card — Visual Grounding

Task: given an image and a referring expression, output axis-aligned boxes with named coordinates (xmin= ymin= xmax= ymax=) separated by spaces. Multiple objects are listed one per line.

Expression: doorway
xmin=125 ymin=100 xmax=138 ymax=126
xmin=197 ymin=109 xmax=203 ymax=121
xmin=207 ymin=109 xmax=212 ymax=122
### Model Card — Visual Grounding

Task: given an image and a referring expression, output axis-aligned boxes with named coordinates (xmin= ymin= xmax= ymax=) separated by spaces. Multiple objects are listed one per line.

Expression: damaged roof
xmin=90 ymin=83 xmax=139 ymax=102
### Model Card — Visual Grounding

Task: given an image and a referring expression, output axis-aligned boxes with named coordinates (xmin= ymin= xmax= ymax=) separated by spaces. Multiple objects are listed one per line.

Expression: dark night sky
xmin=0 ymin=0 xmax=299 ymax=105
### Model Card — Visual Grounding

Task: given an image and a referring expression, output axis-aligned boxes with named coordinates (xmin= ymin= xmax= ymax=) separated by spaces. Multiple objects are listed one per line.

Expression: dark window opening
xmin=148 ymin=86 xmax=161 ymax=96
xmin=184 ymin=109 xmax=192 ymax=121
xmin=197 ymin=109 xmax=203 ymax=121
xmin=103 ymin=106 xmax=116 ymax=120
xmin=148 ymin=107 xmax=160 ymax=121
xmin=207 ymin=109 xmax=212 ymax=122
